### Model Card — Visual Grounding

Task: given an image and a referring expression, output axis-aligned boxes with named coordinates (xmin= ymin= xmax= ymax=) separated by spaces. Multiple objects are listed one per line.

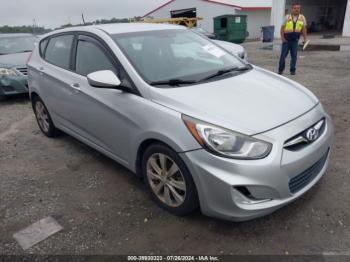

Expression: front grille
xmin=16 ymin=67 xmax=28 ymax=76
xmin=2 ymin=86 xmax=15 ymax=92
xmin=284 ymin=118 xmax=326 ymax=151
xmin=289 ymin=149 xmax=329 ymax=194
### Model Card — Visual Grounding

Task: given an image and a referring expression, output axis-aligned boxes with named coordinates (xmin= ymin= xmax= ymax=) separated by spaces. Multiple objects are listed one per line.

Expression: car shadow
xmin=185 ymin=181 xmax=325 ymax=232
xmin=44 ymin=125 xmax=327 ymax=229
xmin=56 ymin=130 xmax=145 ymax=188
xmin=0 ymin=94 xmax=30 ymax=105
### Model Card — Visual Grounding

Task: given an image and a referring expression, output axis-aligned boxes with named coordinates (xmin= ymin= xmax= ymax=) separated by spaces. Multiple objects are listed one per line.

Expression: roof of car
xmin=98 ymin=23 xmax=186 ymax=34
xmin=50 ymin=23 xmax=186 ymax=36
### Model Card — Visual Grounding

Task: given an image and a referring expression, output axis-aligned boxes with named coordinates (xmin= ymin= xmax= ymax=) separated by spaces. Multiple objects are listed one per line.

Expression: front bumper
xmin=0 ymin=75 xmax=28 ymax=97
xmin=180 ymin=104 xmax=334 ymax=221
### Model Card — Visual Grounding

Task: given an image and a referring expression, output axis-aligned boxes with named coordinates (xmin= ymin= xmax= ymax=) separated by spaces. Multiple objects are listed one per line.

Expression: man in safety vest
xmin=278 ymin=3 xmax=308 ymax=75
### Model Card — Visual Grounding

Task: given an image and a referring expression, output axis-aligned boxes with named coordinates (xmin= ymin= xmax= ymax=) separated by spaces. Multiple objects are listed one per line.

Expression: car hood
xmin=150 ymin=66 xmax=319 ymax=135
xmin=0 ymin=52 xmax=31 ymax=68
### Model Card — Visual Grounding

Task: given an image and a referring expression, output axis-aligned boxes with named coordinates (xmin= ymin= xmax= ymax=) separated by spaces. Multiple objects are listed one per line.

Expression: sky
xmin=0 ymin=0 xmax=167 ymax=28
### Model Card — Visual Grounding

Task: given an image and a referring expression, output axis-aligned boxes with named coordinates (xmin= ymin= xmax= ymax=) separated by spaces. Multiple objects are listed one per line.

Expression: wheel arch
xmin=29 ymin=91 xmax=40 ymax=108
xmin=135 ymin=138 xmax=176 ymax=178
xmin=133 ymin=128 xmax=201 ymax=177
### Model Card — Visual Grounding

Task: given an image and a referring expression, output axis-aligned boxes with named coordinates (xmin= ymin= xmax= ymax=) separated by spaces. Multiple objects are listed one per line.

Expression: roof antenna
xmin=82 ymin=13 xmax=86 ymax=25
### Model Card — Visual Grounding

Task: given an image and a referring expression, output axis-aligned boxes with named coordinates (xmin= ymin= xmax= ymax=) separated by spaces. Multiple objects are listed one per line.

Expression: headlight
xmin=243 ymin=51 xmax=248 ymax=61
xmin=0 ymin=68 xmax=18 ymax=77
xmin=238 ymin=51 xmax=245 ymax=59
xmin=236 ymin=50 xmax=247 ymax=60
xmin=182 ymin=115 xmax=272 ymax=159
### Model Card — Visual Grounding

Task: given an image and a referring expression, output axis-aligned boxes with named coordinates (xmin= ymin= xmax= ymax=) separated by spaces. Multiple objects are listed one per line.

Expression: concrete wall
xmin=146 ymin=0 xmax=271 ymax=39
xmin=238 ymin=9 xmax=272 ymax=39
xmin=206 ymin=0 xmax=272 ymax=8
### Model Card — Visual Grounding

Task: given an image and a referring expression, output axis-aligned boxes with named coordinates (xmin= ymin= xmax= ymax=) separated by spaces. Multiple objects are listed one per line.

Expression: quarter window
xmin=45 ymin=35 xmax=73 ymax=70
xmin=75 ymin=40 xmax=115 ymax=76
xmin=39 ymin=39 xmax=48 ymax=57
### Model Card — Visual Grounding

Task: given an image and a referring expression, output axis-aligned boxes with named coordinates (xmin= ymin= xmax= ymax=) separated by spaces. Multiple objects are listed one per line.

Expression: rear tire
xmin=33 ymin=96 xmax=58 ymax=137
xmin=142 ymin=143 xmax=199 ymax=216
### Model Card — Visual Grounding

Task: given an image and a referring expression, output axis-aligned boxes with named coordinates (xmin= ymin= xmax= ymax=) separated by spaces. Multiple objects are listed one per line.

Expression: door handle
xmin=70 ymin=83 xmax=82 ymax=92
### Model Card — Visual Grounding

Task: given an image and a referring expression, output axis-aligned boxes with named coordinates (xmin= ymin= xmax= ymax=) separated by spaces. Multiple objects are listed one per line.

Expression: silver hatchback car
xmin=27 ymin=23 xmax=334 ymax=221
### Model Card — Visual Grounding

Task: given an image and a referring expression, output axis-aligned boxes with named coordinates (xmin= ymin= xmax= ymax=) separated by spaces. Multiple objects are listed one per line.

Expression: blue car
xmin=0 ymin=33 xmax=36 ymax=99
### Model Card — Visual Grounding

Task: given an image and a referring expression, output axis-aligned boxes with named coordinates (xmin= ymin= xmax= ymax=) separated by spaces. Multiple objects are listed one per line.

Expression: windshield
xmin=112 ymin=30 xmax=246 ymax=85
xmin=0 ymin=36 xmax=36 ymax=55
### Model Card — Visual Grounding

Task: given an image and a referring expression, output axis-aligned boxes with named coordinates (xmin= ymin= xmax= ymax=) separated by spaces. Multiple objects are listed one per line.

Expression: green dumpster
xmin=214 ymin=15 xmax=247 ymax=43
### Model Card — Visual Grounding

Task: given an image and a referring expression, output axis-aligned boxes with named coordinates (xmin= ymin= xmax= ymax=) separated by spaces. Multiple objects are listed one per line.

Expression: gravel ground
xmin=0 ymin=43 xmax=350 ymax=256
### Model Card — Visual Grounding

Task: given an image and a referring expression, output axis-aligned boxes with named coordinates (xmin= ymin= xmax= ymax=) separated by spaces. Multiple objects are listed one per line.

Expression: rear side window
xmin=75 ymin=40 xmax=115 ymax=76
xmin=45 ymin=35 xmax=73 ymax=70
xmin=39 ymin=39 xmax=48 ymax=57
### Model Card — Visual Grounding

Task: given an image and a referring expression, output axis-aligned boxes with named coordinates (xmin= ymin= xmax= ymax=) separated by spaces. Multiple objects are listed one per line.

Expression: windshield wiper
xmin=149 ymin=66 xmax=251 ymax=86
xmin=199 ymin=65 xmax=251 ymax=82
xmin=150 ymin=79 xmax=197 ymax=86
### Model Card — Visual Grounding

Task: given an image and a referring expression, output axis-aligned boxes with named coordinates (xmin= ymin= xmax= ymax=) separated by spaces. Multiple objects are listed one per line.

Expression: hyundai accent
xmin=27 ymin=23 xmax=334 ymax=221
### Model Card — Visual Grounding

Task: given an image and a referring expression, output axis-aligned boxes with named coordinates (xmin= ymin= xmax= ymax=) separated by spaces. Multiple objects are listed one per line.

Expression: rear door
xmin=38 ymin=33 xmax=79 ymax=130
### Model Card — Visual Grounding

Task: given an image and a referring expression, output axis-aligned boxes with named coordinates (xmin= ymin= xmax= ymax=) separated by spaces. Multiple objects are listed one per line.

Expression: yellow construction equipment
xmin=141 ymin=17 xmax=203 ymax=28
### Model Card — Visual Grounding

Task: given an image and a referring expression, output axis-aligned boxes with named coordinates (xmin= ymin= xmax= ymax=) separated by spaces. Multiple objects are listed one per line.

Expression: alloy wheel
xmin=35 ymin=101 xmax=50 ymax=133
xmin=146 ymin=153 xmax=186 ymax=207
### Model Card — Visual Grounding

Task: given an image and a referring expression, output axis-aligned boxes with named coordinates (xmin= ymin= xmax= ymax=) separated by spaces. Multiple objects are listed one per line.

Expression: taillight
xmin=26 ymin=52 xmax=33 ymax=64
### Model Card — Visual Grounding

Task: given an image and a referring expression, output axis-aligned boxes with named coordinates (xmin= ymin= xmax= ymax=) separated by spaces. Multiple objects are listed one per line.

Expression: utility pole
xmin=343 ymin=0 xmax=350 ymax=36
xmin=270 ymin=0 xmax=286 ymax=39
xmin=33 ymin=18 xmax=36 ymax=35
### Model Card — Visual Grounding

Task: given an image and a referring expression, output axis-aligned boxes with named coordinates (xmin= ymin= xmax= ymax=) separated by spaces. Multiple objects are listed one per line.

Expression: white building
xmin=143 ymin=0 xmax=273 ymax=39
xmin=143 ymin=0 xmax=350 ymax=39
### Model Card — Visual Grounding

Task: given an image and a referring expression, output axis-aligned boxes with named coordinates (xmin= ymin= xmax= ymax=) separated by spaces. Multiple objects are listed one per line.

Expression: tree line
xmin=0 ymin=16 xmax=143 ymax=34
xmin=0 ymin=25 xmax=50 ymax=34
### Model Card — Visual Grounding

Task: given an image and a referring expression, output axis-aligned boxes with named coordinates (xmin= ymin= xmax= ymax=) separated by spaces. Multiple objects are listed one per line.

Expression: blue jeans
xmin=278 ymin=41 xmax=299 ymax=73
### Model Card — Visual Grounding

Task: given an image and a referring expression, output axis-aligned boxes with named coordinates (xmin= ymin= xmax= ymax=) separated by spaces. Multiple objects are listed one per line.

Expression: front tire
xmin=142 ymin=143 xmax=199 ymax=216
xmin=33 ymin=96 xmax=57 ymax=137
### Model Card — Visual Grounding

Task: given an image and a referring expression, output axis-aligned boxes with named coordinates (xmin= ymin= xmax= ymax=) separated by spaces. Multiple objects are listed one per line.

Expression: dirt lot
xmin=1 ymin=44 xmax=350 ymax=256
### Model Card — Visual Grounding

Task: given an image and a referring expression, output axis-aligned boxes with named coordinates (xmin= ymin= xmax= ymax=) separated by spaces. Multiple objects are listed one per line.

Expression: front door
xmin=63 ymin=34 xmax=138 ymax=166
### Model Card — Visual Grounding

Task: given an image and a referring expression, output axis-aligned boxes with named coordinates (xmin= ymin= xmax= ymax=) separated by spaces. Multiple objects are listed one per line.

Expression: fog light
xmin=234 ymin=186 xmax=272 ymax=205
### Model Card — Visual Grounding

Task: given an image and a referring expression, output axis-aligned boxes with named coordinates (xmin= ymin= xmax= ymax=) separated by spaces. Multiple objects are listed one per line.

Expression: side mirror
xmin=87 ymin=70 xmax=122 ymax=89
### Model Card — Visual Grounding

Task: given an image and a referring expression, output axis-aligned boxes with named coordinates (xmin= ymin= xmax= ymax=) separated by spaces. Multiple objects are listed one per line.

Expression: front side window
xmin=45 ymin=35 xmax=73 ymax=70
xmin=0 ymin=35 xmax=36 ymax=55
xmin=112 ymin=29 xmax=245 ymax=85
xmin=75 ymin=40 xmax=115 ymax=76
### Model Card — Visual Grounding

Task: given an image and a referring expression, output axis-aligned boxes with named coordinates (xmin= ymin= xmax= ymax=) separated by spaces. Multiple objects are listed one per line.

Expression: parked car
xmin=192 ymin=27 xmax=247 ymax=60
xmin=28 ymin=24 xmax=334 ymax=222
xmin=191 ymin=27 xmax=217 ymax=39
xmin=0 ymin=33 xmax=36 ymax=99
xmin=213 ymin=39 xmax=247 ymax=60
